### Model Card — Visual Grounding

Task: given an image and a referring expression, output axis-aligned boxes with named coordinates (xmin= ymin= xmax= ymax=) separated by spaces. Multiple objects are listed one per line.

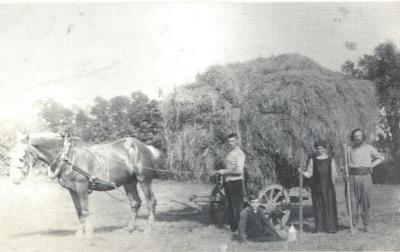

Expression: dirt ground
xmin=1 ymin=176 xmax=400 ymax=252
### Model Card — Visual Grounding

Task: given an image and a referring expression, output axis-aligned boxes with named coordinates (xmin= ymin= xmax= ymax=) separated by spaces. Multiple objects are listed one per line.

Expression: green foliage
xmin=38 ymin=92 xmax=165 ymax=151
xmin=341 ymin=41 xmax=400 ymax=159
xmin=73 ymin=109 xmax=92 ymax=140
xmin=37 ymin=99 xmax=75 ymax=131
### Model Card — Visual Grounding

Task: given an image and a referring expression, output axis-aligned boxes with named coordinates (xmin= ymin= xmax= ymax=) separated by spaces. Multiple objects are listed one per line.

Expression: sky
xmin=1 ymin=2 xmax=400 ymax=129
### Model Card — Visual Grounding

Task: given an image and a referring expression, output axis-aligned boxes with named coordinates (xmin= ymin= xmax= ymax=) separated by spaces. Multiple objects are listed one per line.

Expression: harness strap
xmin=55 ymin=136 xmax=116 ymax=191
xmin=62 ymin=158 xmax=117 ymax=190
xmin=76 ymin=147 xmax=207 ymax=176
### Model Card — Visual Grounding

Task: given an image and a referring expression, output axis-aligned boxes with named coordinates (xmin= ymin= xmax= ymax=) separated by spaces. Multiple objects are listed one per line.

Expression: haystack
xmin=161 ymin=54 xmax=378 ymax=190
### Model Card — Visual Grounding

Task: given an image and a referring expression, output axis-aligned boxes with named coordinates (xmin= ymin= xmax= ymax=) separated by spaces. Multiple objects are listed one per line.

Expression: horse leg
xmin=139 ymin=180 xmax=157 ymax=231
xmin=75 ymin=183 xmax=93 ymax=236
xmin=69 ymin=190 xmax=84 ymax=236
xmin=123 ymin=179 xmax=141 ymax=232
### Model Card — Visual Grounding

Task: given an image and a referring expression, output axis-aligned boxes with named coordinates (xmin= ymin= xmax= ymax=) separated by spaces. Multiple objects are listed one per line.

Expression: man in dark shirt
xmin=238 ymin=195 xmax=285 ymax=242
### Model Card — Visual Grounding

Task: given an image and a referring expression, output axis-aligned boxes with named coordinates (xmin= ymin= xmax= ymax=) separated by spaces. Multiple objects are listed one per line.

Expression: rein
xmin=26 ymin=134 xmax=67 ymax=180
xmin=47 ymin=151 xmax=63 ymax=179
xmin=25 ymin=135 xmax=115 ymax=190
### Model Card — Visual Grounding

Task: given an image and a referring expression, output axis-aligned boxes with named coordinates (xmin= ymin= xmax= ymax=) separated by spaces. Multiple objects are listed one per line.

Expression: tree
xmin=37 ymin=99 xmax=74 ymax=132
xmin=73 ymin=109 xmax=92 ymax=140
xmin=127 ymin=92 xmax=164 ymax=149
xmin=38 ymin=92 xmax=166 ymax=152
xmin=341 ymin=60 xmax=363 ymax=78
xmin=88 ymin=96 xmax=113 ymax=142
xmin=341 ymin=41 xmax=400 ymax=159
xmin=109 ymin=96 xmax=132 ymax=139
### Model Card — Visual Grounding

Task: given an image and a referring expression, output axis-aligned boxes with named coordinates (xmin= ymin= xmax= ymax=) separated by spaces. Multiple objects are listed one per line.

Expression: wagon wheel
xmin=209 ymin=187 xmax=227 ymax=227
xmin=258 ymin=184 xmax=291 ymax=230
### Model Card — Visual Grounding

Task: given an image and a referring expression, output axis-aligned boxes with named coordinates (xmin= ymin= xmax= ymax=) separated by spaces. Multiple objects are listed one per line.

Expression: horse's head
xmin=8 ymin=132 xmax=64 ymax=184
xmin=9 ymin=132 xmax=31 ymax=184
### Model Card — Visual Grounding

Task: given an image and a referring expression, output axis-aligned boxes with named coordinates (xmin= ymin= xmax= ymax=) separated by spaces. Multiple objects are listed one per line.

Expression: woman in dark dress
xmin=302 ymin=140 xmax=339 ymax=233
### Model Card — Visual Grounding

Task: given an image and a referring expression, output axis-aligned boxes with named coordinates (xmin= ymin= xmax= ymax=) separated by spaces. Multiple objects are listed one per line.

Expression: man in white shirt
xmin=347 ymin=128 xmax=384 ymax=232
xmin=217 ymin=133 xmax=246 ymax=232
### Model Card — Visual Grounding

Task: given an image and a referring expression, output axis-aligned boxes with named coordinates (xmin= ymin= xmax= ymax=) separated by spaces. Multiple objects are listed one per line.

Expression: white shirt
xmin=223 ymin=146 xmax=246 ymax=182
xmin=303 ymin=154 xmax=338 ymax=183
xmin=348 ymin=143 xmax=384 ymax=168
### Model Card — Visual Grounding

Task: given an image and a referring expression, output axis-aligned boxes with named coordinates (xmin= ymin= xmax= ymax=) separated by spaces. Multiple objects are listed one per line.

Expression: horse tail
xmin=124 ymin=138 xmax=160 ymax=161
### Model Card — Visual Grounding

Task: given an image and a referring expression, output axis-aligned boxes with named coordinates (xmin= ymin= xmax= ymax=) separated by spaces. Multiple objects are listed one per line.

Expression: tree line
xmin=38 ymin=91 xmax=165 ymax=151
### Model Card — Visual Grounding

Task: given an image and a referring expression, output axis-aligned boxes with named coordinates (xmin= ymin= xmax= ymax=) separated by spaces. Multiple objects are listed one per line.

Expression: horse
xmin=9 ymin=132 xmax=159 ymax=236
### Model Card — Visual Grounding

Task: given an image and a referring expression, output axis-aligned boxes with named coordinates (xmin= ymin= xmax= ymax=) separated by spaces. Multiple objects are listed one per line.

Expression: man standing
xmin=347 ymin=128 xmax=384 ymax=232
xmin=217 ymin=133 xmax=246 ymax=232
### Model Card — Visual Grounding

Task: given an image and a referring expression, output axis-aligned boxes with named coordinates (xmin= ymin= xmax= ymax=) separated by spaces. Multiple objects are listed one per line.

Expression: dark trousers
xmin=224 ymin=180 xmax=244 ymax=231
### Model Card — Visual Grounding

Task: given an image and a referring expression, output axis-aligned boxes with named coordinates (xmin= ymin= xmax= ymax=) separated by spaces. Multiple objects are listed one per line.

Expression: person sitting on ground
xmin=238 ymin=195 xmax=286 ymax=242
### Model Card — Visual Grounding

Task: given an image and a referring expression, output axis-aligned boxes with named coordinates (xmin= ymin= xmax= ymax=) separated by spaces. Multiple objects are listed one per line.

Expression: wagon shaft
xmin=190 ymin=195 xmax=223 ymax=202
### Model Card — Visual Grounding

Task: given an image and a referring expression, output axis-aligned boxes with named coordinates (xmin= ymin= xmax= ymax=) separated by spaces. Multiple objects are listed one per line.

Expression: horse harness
xmin=40 ymin=135 xmax=117 ymax=193
xmin=28 ymin=134 xmax=207 ymax=192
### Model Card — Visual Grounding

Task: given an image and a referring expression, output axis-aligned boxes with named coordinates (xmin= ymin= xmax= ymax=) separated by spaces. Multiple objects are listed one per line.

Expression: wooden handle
xmin=343 ymin=143 xmax=353 ymax=233
xmin=299 ymin=167 xmax=303 ymax=236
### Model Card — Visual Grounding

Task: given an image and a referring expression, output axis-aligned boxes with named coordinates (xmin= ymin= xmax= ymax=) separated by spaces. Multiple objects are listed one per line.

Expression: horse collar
xmin=46 ymin=137 xmax=72 ymax=179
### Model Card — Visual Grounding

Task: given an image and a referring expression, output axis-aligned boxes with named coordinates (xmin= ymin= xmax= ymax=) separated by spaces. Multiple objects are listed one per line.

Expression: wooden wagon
xmin=187 ymin=174 xmax=307 ymax=230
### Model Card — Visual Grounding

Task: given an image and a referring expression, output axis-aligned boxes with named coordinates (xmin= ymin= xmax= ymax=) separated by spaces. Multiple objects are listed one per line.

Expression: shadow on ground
xmin=10 ymin=225 xmax=128 ymax=238
xmin=156 ymin=207 xmax=212 ymax=225
xmin=11 ymin=201 xmax=347 ymax=238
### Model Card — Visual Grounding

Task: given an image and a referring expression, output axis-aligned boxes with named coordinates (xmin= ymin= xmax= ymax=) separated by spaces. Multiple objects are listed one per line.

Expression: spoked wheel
xmin=258 ymin=184 xmax=291 ymax=230
xmin=209 ymin=187 xmax=227 ymax=227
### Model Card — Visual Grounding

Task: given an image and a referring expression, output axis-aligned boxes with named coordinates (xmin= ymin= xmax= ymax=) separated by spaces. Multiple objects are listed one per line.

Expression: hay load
xmin=161 ymin=54 xmax=378 ymax=190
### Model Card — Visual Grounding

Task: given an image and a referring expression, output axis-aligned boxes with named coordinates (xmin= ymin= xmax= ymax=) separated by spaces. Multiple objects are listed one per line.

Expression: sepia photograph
xmin=1 ymin=1 xmax=400 ymax=251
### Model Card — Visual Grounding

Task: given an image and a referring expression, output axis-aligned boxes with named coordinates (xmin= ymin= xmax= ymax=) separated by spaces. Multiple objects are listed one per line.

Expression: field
xmin=1 ymin=175 xmax=400 ymax=252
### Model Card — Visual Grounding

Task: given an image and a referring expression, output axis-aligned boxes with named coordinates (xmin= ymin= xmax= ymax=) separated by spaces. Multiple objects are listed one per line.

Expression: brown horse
xmin=9 ymin=132 xmax=159 ymax=236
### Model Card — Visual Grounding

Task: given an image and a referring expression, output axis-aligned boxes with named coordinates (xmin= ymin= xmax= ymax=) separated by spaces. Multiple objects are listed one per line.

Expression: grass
xmin=1 ymin=176 xmax=400 ymax=251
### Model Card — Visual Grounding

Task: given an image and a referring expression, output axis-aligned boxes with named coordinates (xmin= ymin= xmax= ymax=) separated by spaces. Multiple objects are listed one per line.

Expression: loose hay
xmin=161 ymin=54 xmax=378 ymax=190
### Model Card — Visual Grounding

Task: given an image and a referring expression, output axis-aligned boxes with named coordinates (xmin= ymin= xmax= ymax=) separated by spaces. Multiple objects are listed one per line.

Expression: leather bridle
xmin=26 ymin=133 xmax=68 ymax=180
